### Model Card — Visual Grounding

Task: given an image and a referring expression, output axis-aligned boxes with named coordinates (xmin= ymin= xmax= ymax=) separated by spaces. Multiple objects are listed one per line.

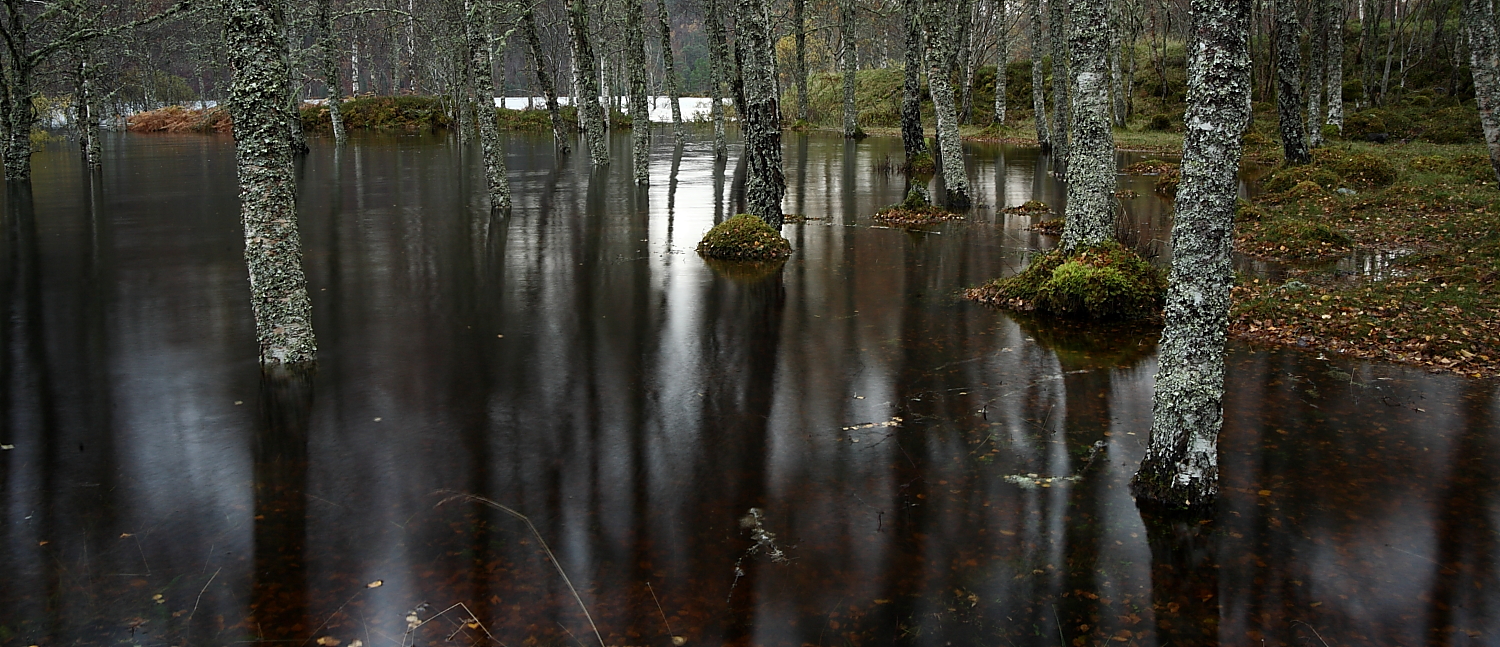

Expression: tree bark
xmin=72 ymin=47 xmax=101 ymax=170
xmin=465 ymin=0 xmax=512 ymax=210
xmin=225 ymin=0 xmax=318 ymax=366
xmin=285 ymin=14 xmax=309 ymax=156
xmin=1133 ymin=0 xmax=1251 ymax=512
xmin=569 ymin=0 xmax=610 ymax=165
xmin=901 ymin=0 xmax=930 ymax=160
xmin=1462 ymin=0 xmax=1500 ymax=182
xmin=1030 ymin=0 xmax=1052 ymax=148
xmin=922 ymin=0 xmax=973 ymax=207
xmin=994 ymin=0 xmax=1008 ymax=125
xmin=655 ymin=0 xmax=686 ymax=142
xmin=794 ymin=0 xmax=809 ymax=121
xmin=1274 ymin=0 xmax=1310 ymax=164
xmin=1048 ymin=0 xmax=1070 ymax=163
xmin=316 ymin=0 xmax=346 ymax=145
xmin=841 ymin=0 xmax=860 ymax=137
xmin=1308 ymin=0 xmax=1326 ymax=147
xmin=627 ymin=0 xmax=652 ymax=184
xmin=1059 ymin=0 xmax=1117 ymax=252
xmin=523 ymin=8 xmax=570 ymax=153
xmin=1325 ymin=0 xmax=1344 ymax=131
xmin=706 ymin=0 xmax=732 ymax=158
xmin=735 ymin=0 xmax=786 ymax=226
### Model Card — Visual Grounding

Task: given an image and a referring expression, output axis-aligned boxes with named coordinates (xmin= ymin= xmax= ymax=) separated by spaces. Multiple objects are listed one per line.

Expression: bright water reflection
xmin=1 ymin=130 xmax=1496 ymax=647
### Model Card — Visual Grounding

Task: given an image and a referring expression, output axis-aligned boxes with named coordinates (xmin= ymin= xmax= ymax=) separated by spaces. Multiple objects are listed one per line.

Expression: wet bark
xmin=1463 ymin=0 xmax=1500 ymax=182
xmin=922 ymin=0 xmax=972 ymax=207
xmin=71 ymin=47 xmax=100 ymax=170
xmin=1325 ymin=0 xmax=1344 ymax=131
xmin=994 ymin=0 xmax=1008 ymax=125
xmin=901 ymin=0 xmax=929 ymax=161
xmin=736 ymin=0 xmax=786 ymax=227
xmin=655 ymin=0 xmax=686 ymax=142
xmin=841 ymin=0 xmax=860 ymax=137
xmin=1030 ymin=0 xmax=1052 ymax=148
xmin=1049 ymin=0 xmax=1071 ymax=163
xmin=1275 ymin=0 xmax=1310 ymax=164
xmin=465 ymin=0 xmax=512 ymax=210
xmin=569 ymin=0 xmax=610 ymax=165
xmin=1307 ymin=0 xmax=1326 ymax=148
xmin=284 ymin=14 xmax=309 ymax=157
xmin=1059 ymin=0 xmax=1116 ymax=252
xmin=523 ymin=8 xmax=570 ymax=154
xmin=706 ymin=0 xmax=732 ymax=158
xmin=1133 ymin=0 xmax=1251 ymax=511
xmin=958 ymin=0 xmax=977 ymax=123
xmin=226 ymin=0 xmax=318 ymax=366
xmin=316 ymin=0 xmax=345 ymax=145
xmin=794 ymin=0 xmax=809 ymax=121
xmin=627 ymin=0 xmax=652 ymax=184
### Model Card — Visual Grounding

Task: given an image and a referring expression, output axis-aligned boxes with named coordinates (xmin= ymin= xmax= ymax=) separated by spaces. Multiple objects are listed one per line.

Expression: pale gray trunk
xmin=1275 ymin=0 xmax=1310 ymax=164
xmin=1030 ymin=0 xmax=1051 ymax=147
xmin=523 ymin=8 xmax=570 ymax=153
xmin=1463 ymin=0 xmax=1500 ymax=181
xmin=1048 ymin=0 xmax=1070 ymax=163
xmin=922 ymin=0 xmax=973 ymax=207
xmin=958 ymin=0 xmax=977 ymax=123
xmin=901 ymin=0 xmax=929 ymax=159
xmin=465 ymin=0 xmax=513 ymax=210
xmin=1108 ymin=0 xmax=1125 ymax=126
xmin=628 ymin=0 xmax=652 ymax=184
xmin=351 ymin=37 xmax=362 ymax=94
xmin=736 ymin=0 xmax=786 ymax=226
xmin=655 ymin=0 xmax=686 ymax=141
xmin=286 ymin=17 xmax=309 ymax=156
xmin=317 ymin=0 xmax=346 ymax=144
xmin=841 ymin=0 xmax=859 ymax=137
xmin=1325 ymin=0 xmax=1344 ymax=130
xmin=1133 ymin=0 xmax=1251 ymax=511
xmin=73 ymin=49 xmax=101 ymax=170
xmin=794 ymin=0 xmax=809 ymax=121
xmin=706 ymin=0 xmax=731 ymax=157
xmin=569 ymin=0 xmax=610 ymax=164
xmin=226 ymin=0 xmax=318 ymax=366
xmin=1059 ymin=0 xmax=1116 ymax=251
xmin=1308 ymin=0 xmax=1326 ymax=147
xmin=994 ymin=0 xmax=1009 ymax=125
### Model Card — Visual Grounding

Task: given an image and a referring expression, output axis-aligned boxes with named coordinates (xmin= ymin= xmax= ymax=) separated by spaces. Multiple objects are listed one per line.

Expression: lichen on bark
xmin=626 ymin=0 xmax=652 ymax=184
xmin=1059 ymin=0 xmax=1116 ymax=252
xmin=1462 ymin=0 xmax=1500 ymax=182
xmin=1048 ymin=0 xmax=1070 ymax=166
xmin=465 ymin=0 xmax=512 ymax=210
xmin=705 ymin=0 xmax=733 ymax=158
xmin=523 ymin=7 xmax=570 ymax=154
xmin=920 ymin=0 xmax=972 ymax=208
xmin=900 ymin=0 xmax=929 ymax=162
xmin=1029 ymin=0 xmax=1051 ymax=148
xmin=992 ymin=0 xmax=1008 ymax=125
xmin=841 ymin=0 xmax=860 ymax=138
xmin=226 ymin=0 xmax=318 ymax=366
xmin=654 ymin=0 xmax=686 ymax=142
xmin=568 ymin=0 xmax=610 ymax=165
xmin=736 ymin=0 xmax=786 ymax=227
xmin=1132 ymin=0 xmax=1251 ymax=513
xmin=1273 ymin=0 xmax=1309 ymax=165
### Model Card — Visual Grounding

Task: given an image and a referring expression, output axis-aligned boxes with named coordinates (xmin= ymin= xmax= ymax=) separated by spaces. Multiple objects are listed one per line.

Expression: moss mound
xmin=1005 ymin=200 xmax=1052 ymax=213
xmin=1409 ymin=153 xmax=1494 ymax=182
xmin=697 ymin=214 xmax=793 ymax=261
xmin=1121 ymin=159 xmax=1178 ymax=175
xmin=1029 ymin=218 xmax=1065 ymax=235
xmin=301 ymin=96 xmax=452 ymax=132
xmin=903 ymin=152 xmax=936 ymax=176
xmin=1324 ymin=151 xmax=1398 ymax=187
xmin=966 ymin=241 xmax=1165 ymax=320
xmin=875 ymin=188 xmax=961 ymax=226
xmin=1263 ymin=165 xmax=1341 ymax=193
xmin=1236 ymin=217 xmax=1353 ymax=260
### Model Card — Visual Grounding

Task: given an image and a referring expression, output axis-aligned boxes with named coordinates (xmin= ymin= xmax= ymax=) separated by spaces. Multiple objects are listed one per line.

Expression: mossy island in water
xmin=966 ymin=241 xmax=1166 ymax=320
xmin=874 ymin=186 xmax=963 ymax=227
xmin=697 ymin=214 xmax=793 ymax=261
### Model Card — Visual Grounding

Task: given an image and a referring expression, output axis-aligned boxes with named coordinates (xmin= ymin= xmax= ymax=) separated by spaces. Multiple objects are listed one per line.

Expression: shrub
xmin=697 ymin=214 xmax=793 ymax=261
xmin=967 ymin=241 xmax=1165 ymax=320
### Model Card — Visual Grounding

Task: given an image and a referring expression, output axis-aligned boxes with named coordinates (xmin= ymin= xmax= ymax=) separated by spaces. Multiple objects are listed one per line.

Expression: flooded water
xmin=2 ymin=129 xmax=1497 ymax=647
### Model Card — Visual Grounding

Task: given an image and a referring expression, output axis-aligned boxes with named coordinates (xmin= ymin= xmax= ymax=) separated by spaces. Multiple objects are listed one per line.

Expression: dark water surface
xmin=2 ymin=130 xmax=1497 ymax=647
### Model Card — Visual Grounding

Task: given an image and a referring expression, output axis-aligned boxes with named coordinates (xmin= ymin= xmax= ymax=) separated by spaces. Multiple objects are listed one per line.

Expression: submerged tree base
xmin=966 ymin=241 xmax=1166 ymax=320
xmin=697 ymin=214 xmax=793 ymax=261
xmin=874 ymin=186 xmax=962 ymax=227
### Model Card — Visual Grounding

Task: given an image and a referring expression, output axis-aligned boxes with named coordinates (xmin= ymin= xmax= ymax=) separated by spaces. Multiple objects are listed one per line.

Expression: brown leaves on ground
xmin=127 ymin=106 xmax=232 ymax=134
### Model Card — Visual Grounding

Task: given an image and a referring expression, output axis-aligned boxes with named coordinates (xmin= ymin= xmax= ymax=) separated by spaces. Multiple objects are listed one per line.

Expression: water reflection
xmin=1 ymin=131 xmax=1496 ymax=647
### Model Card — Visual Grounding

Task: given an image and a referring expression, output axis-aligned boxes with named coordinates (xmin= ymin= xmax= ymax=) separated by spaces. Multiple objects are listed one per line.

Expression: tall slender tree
xmin=900 ymin=0 xmax=929 ymax=163
xmin=736 ymin=0 xmax=785 ymax=225
xmin=705 ymin=0 xmax=732 ymax=157
xmin=316 ymin=0 xmax=346 ymax=144
xmin=1324 ymin=0 xmax=1344 ymax=132
xmin=654 ymin=0 xmax=686 ymax=142
xmin=522 ymin=7 xmax=570 ymax=153
xmin=569 ymin=0 xmax=609 ymax=165
xmin=993 ymin=0 xmax=1008 ymax=125
xmin=1463 ymin=0 xmax=1500 ymax=181
xmin=841 ymin=0 xmax=860 ymax=137
xmin=1029 ymin=0 xmax=1051 ymax=148
xmin=627 ymin=0 xmax=651 ymax=184
xmin=921 ymin=0 xmax=973 ymax=207
xmin=225 ymin=0 xmax=318 ymax=365
xmin=794 ymin=0 xmax=809 ymax=121
xmin=1134 ymin=0 xmax=1252 ymax=511
xmin=1275 ymin=0 xmax=1309 ymax=163
xmin=1048 ymin=0 xmax=1070 ymax=163
xmin=1307 ymin=0 xmax=1326 ymax=148
xmin=465 ymin=0 xmax=512 ymax=210
xmin=1059 ymin=0 xmax=1116 ymax=251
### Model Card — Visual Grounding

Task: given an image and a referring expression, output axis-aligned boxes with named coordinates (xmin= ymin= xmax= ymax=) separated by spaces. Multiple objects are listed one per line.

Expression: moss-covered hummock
xmin=966 ymin=241 xmax=1166 ymax=320
xmin=696 ymin=214 xmax=793 ymax=261
xmin=301 ymin=96 xmax=452 ymax=131
xmin=902 ymin=152 xmax=936 ymax=176
xmin=874 ymin=186 xmax=962 ymax=227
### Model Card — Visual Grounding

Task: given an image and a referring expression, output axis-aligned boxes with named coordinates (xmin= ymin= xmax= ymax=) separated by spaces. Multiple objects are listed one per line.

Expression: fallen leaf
xmin=350 ymin=642 xmax=364 ymax=647
xmin=672 ymin=637 xmax=687 ymax=646
xmin=1258 ymin=490 xmax=1272 ymax=496
xmin=366 ymin=580 xmax=383 ymax=588
xmin=315 ymin=637 xmax=341 ymax=646
xmin=0 ymin=444 xmax=14 ymax=450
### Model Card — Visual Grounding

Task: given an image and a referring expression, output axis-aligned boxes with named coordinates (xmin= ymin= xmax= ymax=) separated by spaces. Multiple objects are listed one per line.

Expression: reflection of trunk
xmin=1029 ymin=0 xmax=1051 ymax=148
xmin=921 ymin=0 xmax=973 ymax=208
xmin=1135 ymin=0 xmax=1250 ymax=509
xmin=1140 ymin=509 xmax=1221 ymax=646
xmin=1423 ymin=383 xmax=1500 ymax=644
xmin=1463 ymin=0 xmax=1500 ymax=182
xmin=465 ymin=0 xmax=513 ymax=210
xmin=523 ymin=9 xmax=570 ymax=154
xmin=841 ymin=0 xmax=860 ymax=138
xmin=736 ymin=0 xmax=786 ymax=227
xmin=627 ymin=0 xmax=652 ymax=185
xmin=1274 ymin=0 xmax=1310 ymax=164
xmin=901 ymin=0 xmax=929 ymax=161
xmin=227 ymin=0 xmax=318 ymax=366
xmin=569 ymin=0 xmax=610 ymax=165
xmin=1059 ymin=0 xmax=1116 ymax=252
xmin=250 ymin=367 xmax=314 ymax=644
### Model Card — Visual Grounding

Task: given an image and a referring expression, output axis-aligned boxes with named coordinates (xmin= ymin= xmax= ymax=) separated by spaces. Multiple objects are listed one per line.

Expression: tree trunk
xmin=842 ymin=0 xmax=860 ymax=137
xmin=1049 ymin=0 xmax=1071 ymax=164
xmin=655 ymin=0 xmax=686 ymax=142
xmin=316 ymin=0 xmax=346 ymax=145
xmin=958 ymin=1 xmax=977 ymax=124
xmin=1132 ymin=0 xmax=1251 ymax=512
xmin=901 ymin=0 xmax=930 ymax=160
xmin=1325 ymin=0 xmax=1344 ymax=130
xmin=922 ymin=0 xmax=973 ymax=208
xmin=1030 ymin=0 xmax=1052 ymax=148
xmin=465 ymin=0 xmax=512 ymax=210
xmin=1308 ymin=0 xmax=1326 ymax=147
xmin=3 ymin=51 xmax=34 ymax=180
xmin=994 ymin=0 xmax=1009 ymax=125
xmin=1275 ymin=0 xmax=1310 ymax=164
xmin=523 ymin=9 xmax=570 ymax=153
xmin=1058 ymin=0 xmax=1116 ymax=251
xmin=569 ymin=0 xmax=610 ymax=165
xmin=1462 ymin=0 xmax=1500 ymax=182
xmin=73 ymin=48 xmax=101 ymax=170
xmin=285 ymin=16 xmax=309 ymax=157
xmin=735 ymin=0 xmax=786 ymax=226
xmin=628 ymin=0 xmax=652 ymax=184
xmin=795 ymin=0 xmax=809 ymax=121
xmin=225 ymin=0 xmax=318 ymax=366
xmin=706 ymin=0 xmax=732 ymax=158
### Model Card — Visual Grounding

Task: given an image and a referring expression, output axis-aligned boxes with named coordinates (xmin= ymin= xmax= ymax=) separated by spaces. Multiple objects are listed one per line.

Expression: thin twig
xmin=437 ymin=491 xmax=606 ymax=647
xmin=1291 ymin=619 xmax=1333 ymax=647
xmin=1051 ymin=604 xmax=1065 ymax=647
xmin=187 ymin=567 xmax=221 ymax=625
xmin=645 ymin=582 xmax=675 ymax=636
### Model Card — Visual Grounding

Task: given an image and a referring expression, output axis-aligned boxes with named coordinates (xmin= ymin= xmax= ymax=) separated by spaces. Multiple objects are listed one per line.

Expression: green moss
xmin=697 ymin=214 xmax=793 ymax=261
xmin=966 ymin=241 xmax=1165 ymax=320
xmin=1342 ymin=111 xmax=1386 ymax=140
xmin=1263 ymin=165 xmax=1341 ymax=193
xmin=902 ymin=186 xmax=931 ymax=208
xmin=301 ymin=96 xmax=452 ymax=131
xmin=1235 ymin=198 xmax=1268 ymax=222
xmin=1240 ymin=217 xmax=1353 ymax=259
xmin=903 ymin=152 xmax=935 ymax=176
xmin=1325 ymin=151 xmax=1398 ymax=187
xmin=1419 ymin=106 xmax=1483 ymax=144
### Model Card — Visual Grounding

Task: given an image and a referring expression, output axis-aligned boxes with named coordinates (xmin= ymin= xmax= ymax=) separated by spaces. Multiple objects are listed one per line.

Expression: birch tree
xmin=900 ymin=0 xmax=929 ymax=163
xmin=793 ymin=0 xmax=809 ymax=121
xmin=465 ymin=0 xmax=512 ymax=210
xmin=627 ymin=0 xmax=651 ymax=184
xmin=654 ymin=0 xmax=685 ymax=142
xmin=1324 ymin=0 xmax=1343 ymax=132
xmin=316 ymin=0 xmax=346 ymax=144
xmin=922 ymin=0 xmax=973 ymax=207
xmin=705 ymin=0 xmax=731 ymax=158
xmin=568 ymin=0 xmax=609 ymax=165
xmin=1274 ymin=0 xmax=1309 ymax=164
xmin=1463 ymin=0 xmax=1500 ymax=181
xmin=1029 ymin=0 xmax=1051 ymax=148
xmin=993 ymin=0 xmax=1008 ymax=125
xmin=522 ymin=7 xmax=569 ymax=153
xmin=1059 ymin=0 xmax=1116 ymax=251
xmin=226 ymin=0 xmax=318 ymax=366
xmin=841 ymin=0 xmax=860 ymax=138
xmin=1048 ymin=0 xmax=1070 ymax=162
xmin=1134 ymin=0 xmax=1251 ymax=511
xmin=1307 ymin=0 xmax=1326 ymax=148
xmin=736 ymin=0 xmax=785 ymax=226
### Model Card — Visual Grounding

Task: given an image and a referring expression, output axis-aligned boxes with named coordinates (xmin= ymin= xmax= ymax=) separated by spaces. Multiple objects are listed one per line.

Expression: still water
xmin=2 ymin=130 xmax=1496 ymax=647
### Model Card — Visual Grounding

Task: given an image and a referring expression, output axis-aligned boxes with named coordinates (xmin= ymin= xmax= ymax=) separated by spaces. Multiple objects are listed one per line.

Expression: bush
xmin=967 ymin=241 xmax=1165 ymax=320
xmin=1147 ymin=113 xmax=1173 ymax=131
xmin=697 ymin=214 xmax=793 ymax=260
xmin=1263 ymin=165 xmax=1341 ymax=193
